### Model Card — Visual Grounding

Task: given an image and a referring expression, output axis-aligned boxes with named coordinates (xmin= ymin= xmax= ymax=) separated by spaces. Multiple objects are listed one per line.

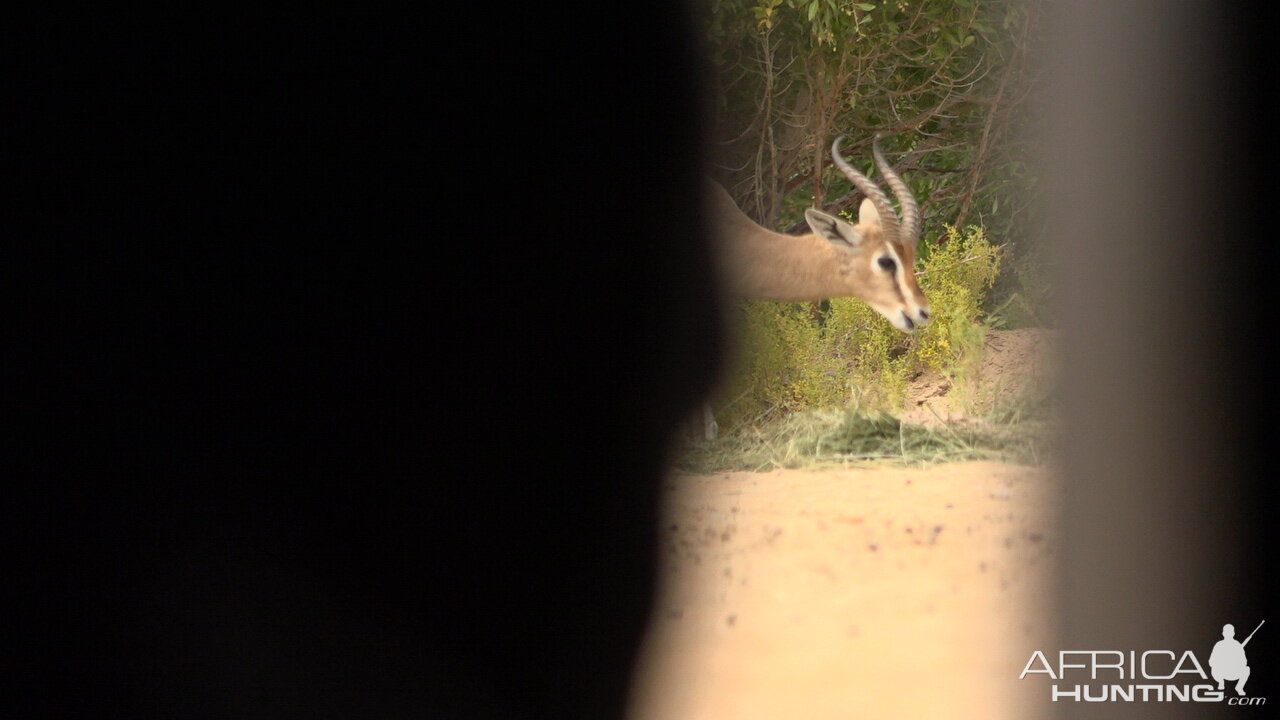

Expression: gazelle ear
xmin=857 ymin=198 xmax=881 ymax=227
xmin=804 ymin=208 xmax=863 ymax=248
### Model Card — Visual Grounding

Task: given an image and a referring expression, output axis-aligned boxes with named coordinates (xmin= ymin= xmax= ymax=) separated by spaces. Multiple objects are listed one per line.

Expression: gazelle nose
xmin=917 ymin=308 xmax=932 ymax=325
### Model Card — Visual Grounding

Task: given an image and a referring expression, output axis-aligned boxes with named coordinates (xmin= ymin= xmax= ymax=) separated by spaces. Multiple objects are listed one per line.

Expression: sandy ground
xmin=630 ymin=331 xmax=1058 ymax=720
xmin=629 ymin=462 xmax=1058 ymax=720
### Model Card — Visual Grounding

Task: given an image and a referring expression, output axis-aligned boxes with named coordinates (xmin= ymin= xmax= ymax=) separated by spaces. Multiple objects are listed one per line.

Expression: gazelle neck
xmin=706 ymin=183 xmax=849 ymax=302
xmin=716 ymin=227 xmax=848 ymax=302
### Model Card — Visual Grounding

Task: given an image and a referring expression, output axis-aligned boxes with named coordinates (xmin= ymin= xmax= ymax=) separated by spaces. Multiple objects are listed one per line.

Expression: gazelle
xmin=697 ymin=135 xmax=930 ymax=438
xmin=710 ymin=135 xmax=930 ymax=329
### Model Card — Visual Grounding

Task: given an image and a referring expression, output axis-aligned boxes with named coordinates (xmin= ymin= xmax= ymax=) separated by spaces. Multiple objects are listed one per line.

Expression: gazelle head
xmin=803 ymin=136 xmax=930 ymax=332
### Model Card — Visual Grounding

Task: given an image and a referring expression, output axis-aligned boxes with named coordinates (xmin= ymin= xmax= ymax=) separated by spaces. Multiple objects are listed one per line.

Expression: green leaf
xmin=961 ymin=35 xmax=975 ymax=47
xmin=856 ymin=3 xmax=875 ymax=11
xmin=809 ymin=1 xmax=819 ymax=21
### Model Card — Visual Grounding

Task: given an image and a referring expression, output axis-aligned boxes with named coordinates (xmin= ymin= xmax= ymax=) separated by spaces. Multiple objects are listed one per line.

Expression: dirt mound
xmin=902 ymin=328 xmax=1053 ymax=425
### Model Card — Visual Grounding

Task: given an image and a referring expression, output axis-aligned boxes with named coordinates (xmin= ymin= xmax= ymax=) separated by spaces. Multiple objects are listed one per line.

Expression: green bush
xmin=714 ymin=225 xmax=1001 ymax=429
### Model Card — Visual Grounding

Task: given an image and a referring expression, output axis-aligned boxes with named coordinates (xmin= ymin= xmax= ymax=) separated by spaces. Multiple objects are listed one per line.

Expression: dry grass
xmin=675 ymin=392 xmax=1053 ymax=473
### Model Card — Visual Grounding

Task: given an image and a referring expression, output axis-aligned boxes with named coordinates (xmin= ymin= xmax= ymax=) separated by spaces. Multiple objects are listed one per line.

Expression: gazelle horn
xmin=830 ymin=136 xmax=901 ymax=243
xmin=871 ymin=134 xmax=921 ymax=248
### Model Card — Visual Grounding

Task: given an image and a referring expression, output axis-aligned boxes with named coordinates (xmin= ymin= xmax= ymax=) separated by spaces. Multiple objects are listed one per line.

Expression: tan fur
xmin=706 ymin=181 xmax=929 ymax=318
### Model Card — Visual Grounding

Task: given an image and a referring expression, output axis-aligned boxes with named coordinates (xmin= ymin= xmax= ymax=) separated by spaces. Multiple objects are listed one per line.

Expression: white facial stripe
xmin=873 ymin=243 xmax=920 ymax=316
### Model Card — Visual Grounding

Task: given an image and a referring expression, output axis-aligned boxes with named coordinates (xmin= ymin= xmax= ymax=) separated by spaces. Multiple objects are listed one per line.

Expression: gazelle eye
xmin=878 ymin=256 xmax=896 ymax=272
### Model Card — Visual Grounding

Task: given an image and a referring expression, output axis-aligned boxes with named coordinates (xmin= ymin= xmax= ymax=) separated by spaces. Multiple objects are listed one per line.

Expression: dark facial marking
xmin=888 ymin=257 xmax=907 ymax=305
